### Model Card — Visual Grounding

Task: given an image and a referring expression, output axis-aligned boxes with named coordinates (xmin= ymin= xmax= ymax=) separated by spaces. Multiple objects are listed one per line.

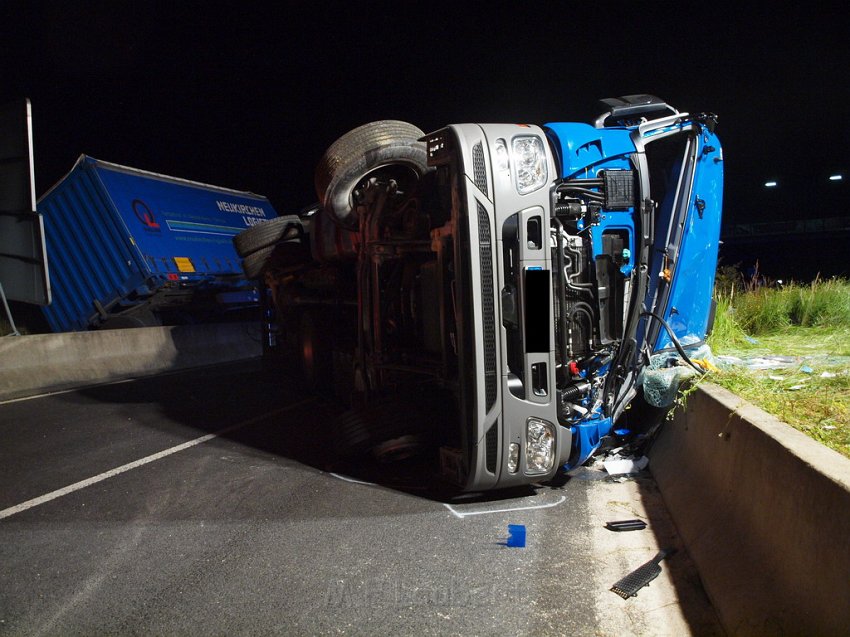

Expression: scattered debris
xmin=800 ymin=365 xmax=814 ymax=374
xmin=821 ymin=371 xmax=837 ymax=379
xmin=505 ymin=524 xmax=526 ymax=548
xmin=691 ymin=358 xmax=720 ymax=372
xmin=603 ymin=454 xmax=649 ymax=476
xmin=605 ymin=519 xmax=647 ymax=532
xmin=611 ymin=550 xmax=673 ymax=599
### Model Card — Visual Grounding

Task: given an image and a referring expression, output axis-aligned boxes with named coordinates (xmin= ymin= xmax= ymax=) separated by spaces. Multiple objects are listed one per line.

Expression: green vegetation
xmin=706 ymin=272 xmax=850 ymax=459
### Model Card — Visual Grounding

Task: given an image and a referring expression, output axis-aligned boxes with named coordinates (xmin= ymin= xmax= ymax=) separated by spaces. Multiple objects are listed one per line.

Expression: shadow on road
xmin=72 ymin=359 xmax=545 ymax=504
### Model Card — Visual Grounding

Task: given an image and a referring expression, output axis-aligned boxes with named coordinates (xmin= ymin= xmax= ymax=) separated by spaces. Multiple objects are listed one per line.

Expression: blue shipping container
xmin=38 ymin=155 xmax=278 ymax=332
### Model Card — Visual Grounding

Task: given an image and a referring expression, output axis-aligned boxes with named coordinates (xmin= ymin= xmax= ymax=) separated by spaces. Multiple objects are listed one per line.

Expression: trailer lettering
xmin=243 ymin=215 xmax=265 ymax=227
xmin=216 ymin=200 xmax=267 ymax=217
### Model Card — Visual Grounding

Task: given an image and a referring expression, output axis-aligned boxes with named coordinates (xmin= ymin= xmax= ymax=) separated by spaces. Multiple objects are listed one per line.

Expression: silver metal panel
xmin=0 ymin=99 xmax=50 ymax=305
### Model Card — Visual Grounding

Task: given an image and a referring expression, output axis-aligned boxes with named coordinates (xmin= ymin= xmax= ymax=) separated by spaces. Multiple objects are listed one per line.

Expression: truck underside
xmin=239 ymin=95 xmax=724 ymax=491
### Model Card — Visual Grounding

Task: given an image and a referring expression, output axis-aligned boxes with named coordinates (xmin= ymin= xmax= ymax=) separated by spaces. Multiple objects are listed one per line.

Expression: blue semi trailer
xmin=38 ymin=155 xmax=278 ymax=332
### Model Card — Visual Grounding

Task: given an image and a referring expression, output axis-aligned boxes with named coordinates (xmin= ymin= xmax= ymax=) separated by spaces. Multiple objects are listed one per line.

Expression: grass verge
xmin=707 ymin=278 xmax=850 ymax=459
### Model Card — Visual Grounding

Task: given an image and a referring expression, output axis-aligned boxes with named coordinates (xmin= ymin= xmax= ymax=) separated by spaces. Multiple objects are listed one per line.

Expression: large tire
xmin=241 ymin=244 xmax=277 ymax=279
xmin=240 ymin=237 xmax=311 ymax=279
xmin=314 ymin=120 xmax=428 ymax=228
xmin=234 ymin=215 xmax=302 ymax=258
xmin=333 ymin=387 xmax=455 ymax=460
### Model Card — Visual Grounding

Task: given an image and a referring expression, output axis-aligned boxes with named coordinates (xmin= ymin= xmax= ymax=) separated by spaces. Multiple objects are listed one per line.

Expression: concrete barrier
xmin=0 ymin=322 xmax=261 ymax=402
xmin=649 ymin=382 xmax=850 ymax=636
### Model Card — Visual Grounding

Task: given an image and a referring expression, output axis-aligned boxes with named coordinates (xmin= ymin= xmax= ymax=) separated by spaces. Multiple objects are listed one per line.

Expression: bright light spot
xmin=829 ymin=174 xmax=843 ymax=181
xmin=764 ymin=181 xmax=778 ymax=187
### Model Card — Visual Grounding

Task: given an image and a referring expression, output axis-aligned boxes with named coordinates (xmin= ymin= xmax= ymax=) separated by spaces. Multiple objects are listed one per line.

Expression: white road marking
xmin=443 ymin=495 xmax=566 ymax=519
xmin=0 ymin=399 xmax=314 ymax=521
xmin=0 ymin=360 xmax=254 ymax=406
xmin=328 ymin=473 xmax=378 ymax=486
xmin=0 ymin=378 xmax=138 ymax=405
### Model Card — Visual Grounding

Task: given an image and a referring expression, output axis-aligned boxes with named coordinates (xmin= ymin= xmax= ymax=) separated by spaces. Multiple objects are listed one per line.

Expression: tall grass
xmin=715 ymin=277 xmax=850 ymax=336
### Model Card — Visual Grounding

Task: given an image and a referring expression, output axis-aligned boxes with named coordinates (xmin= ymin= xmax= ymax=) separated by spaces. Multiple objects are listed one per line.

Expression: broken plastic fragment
xmin=692 ymin=358 xmax=720 ymax=372
xmin=605 ymin=519 xmax=647 ymax=532
xmin=821 ymin=372 xmax=837 ymax=378
xmin=611 ymin=550 xmax=672 ymax=599
xmin=506 ymin=524 xmax=526 ymax=548
xmin=800 ymin=365 xmax=814 ymax=374
xmin=603 ymin=455 xmax=649 ymax=475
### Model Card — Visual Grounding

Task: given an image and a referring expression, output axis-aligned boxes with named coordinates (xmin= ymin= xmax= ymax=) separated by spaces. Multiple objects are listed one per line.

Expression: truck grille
xmin=472 ymin=142 xmax=488 ymax=198
xmin=476 ymin=201 xmax=497 ymax=411
xmin=485 ymin=421 xmax=498 ymax=474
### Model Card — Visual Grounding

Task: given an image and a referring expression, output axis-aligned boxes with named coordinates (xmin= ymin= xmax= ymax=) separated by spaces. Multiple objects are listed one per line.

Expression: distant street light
xmin=764 ymin=181 xmax=778 ymax=187
xmin=829 ymin=174 xmax=843 ymax=181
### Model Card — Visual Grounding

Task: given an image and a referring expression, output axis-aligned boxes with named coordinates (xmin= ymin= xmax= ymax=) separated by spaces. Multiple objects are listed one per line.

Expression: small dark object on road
xmin=610 ymin=550 xmax=673 ymax=598
xmin=605 ymin=519 xmax=647 ymax=532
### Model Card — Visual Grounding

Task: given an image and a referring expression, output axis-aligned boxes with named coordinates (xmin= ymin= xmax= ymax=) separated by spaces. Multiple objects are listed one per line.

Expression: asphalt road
xmin=0 ymin=360 xmax=722 ymax=636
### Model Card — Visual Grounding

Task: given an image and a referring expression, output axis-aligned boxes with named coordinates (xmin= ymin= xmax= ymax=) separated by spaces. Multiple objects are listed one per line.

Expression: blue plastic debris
xmin=745 ymin=336 xmax=759 ymax=344
xmin=506 ymin=524 xmax=526 ymax=548
xmin=800 ymin=365 xmax=814 ymax=374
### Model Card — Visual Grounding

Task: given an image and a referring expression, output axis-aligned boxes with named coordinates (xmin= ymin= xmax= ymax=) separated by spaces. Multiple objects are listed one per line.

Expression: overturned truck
xmin=236 ymin=95 xmax=723 ymax=491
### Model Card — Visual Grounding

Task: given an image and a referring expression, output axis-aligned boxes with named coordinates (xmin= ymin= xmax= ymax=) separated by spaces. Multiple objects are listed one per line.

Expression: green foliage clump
xmin=712 ymin=268 xmax=850 ymax=336
xmin=788 ymin=277 xmax=850 ymax=328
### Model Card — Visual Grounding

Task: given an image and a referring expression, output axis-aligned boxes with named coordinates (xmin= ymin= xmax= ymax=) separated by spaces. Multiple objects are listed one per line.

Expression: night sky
xmin=2 ymin=2 xmax=849 ymax=275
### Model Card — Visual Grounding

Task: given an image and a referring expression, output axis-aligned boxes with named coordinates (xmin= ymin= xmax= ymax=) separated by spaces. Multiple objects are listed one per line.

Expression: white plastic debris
xmin=603 ymin=455 xmax=649 ymax=475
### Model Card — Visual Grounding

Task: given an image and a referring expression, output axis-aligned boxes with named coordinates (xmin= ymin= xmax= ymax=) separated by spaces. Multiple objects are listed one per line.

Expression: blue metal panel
xmin=38 ymin=155 xmax=275 ymax=332
xmin=545 ymin=123 xmax=638 ymax=275
xmin=91 ymin=158 xmax=274 ymax=278
xmin=39 ymin=158 xmax=144 ymax=332
xmin=654 ymin=130 xmax=724 ymax=350
xmin=544 ymin=122 xmax=636 ymax=178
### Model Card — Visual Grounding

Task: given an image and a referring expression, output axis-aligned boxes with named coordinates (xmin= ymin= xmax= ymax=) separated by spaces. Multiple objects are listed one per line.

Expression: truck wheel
xmin=234 ymin=215 xmax=302 ymax=258
xmin=241 ymin=245 xmax=277 ymax=279
xmin=314 ymin=120 xmax=428 ymax=228
xmin=333 ymin=397 xmax=435 ymax=460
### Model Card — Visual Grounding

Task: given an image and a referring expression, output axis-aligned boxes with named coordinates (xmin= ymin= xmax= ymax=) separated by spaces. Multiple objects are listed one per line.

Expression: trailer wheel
xmin=234 ymin=215 xmax=302 ymax=258
xmin=314 ymin=120 xmax=428 ymax=228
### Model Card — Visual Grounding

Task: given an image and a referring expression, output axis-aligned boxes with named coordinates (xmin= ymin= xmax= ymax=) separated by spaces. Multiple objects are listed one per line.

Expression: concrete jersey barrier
xmin=0 ymin=322 xmax=261 ymax=402
xmin=650 ymin=382 xmax=850 ymax=636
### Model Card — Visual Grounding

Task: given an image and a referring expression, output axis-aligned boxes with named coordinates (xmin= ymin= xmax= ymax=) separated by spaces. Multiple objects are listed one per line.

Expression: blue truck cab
xmin=240 ymin=95 xmax=723 ymax=491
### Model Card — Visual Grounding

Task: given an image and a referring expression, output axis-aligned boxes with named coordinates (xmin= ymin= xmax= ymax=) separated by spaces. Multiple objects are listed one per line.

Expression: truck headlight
xmin=513 ymin=136 xmax=548 ymax=194
xmin=525 ymin=418 xmax=555 ymax=474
